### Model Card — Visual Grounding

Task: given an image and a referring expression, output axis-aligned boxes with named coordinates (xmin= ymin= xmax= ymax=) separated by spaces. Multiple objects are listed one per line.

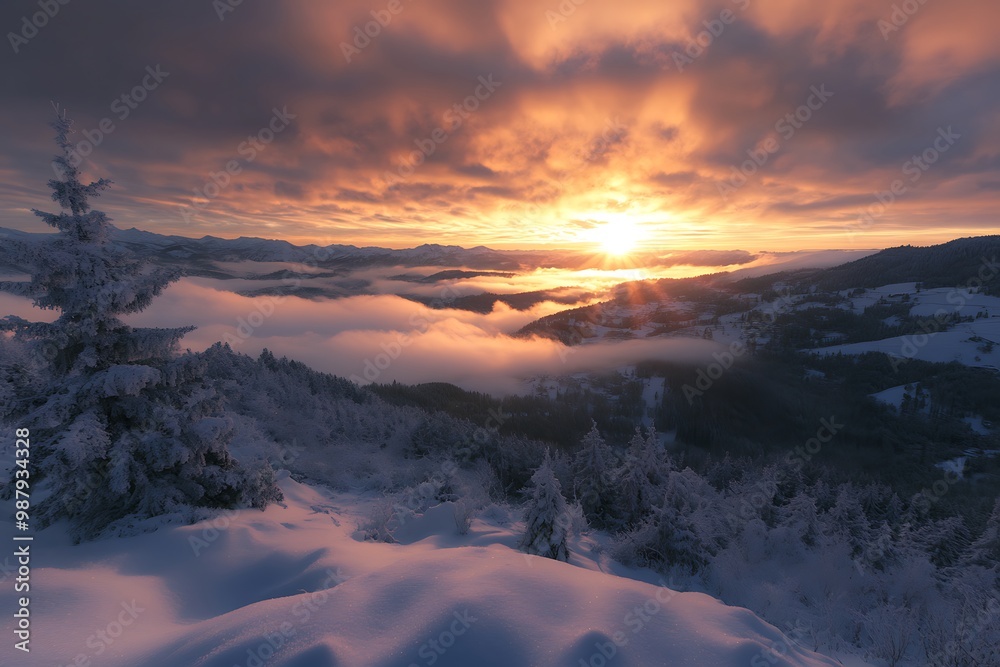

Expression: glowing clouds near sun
xmin=1 ymin=0 xmax=997 ymax=249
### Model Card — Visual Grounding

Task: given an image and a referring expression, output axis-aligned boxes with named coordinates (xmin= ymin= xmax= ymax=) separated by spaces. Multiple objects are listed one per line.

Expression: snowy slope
xmin=0 ymin=474 xmax=846 ymax=667
xmin=812 ymin=319 xmax=1000 ymax=369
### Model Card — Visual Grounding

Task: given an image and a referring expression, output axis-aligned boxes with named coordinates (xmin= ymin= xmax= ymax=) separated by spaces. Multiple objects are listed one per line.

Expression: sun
xmin=595 ymin=219 xmax=642 ymax=256
xmin=602 ymin=233 xmax=636 ymax=256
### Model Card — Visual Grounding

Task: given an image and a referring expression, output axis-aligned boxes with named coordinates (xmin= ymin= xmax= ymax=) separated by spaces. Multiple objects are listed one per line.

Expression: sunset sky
xmin=1 ymin=0 xmax=997 ymax=251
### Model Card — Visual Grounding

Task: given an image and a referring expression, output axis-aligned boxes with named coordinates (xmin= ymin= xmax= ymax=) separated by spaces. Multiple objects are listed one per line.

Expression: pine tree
xmin=963 ymin=497 xmax=1000 ymax=569
xmin=0 ymin=112 xmax=280 ymax=540
xmin=519 ymin=452 xmax=570 ymax=561
xmin=911 ymin=515 xmax=969 ymax=568
xmin=616 ymin=427 xmax=667 ymax=527
xmin=641 ymin=426 xmax=670 ymax=485
xmin=614 ymin=469 xmax=706 ymax=572
xmin=572 ymin=420 xmax=615 ymax=526
xmin=2 ymin=115 xmax=194 ymax=370
xmin=858 ymin=520 xmax=899 ymax=573
xmin=616 ymin=430 xmax=651 ymax=526
xmin=780 ymin=491 xmax=821 ymax=547
xmin=823 ymin=484 xmax=871 ymax=558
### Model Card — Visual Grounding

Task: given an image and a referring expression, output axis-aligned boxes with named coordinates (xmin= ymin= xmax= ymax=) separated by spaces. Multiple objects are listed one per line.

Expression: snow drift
xmin=0 ymin=473 xmax=842 ymax=667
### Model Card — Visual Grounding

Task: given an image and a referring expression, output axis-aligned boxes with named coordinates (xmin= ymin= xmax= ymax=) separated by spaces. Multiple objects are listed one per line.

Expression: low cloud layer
xmin=1 ymin=246 xmax=873 ymax=394
xmin=116 ymin=280 xmax=716 ymax=394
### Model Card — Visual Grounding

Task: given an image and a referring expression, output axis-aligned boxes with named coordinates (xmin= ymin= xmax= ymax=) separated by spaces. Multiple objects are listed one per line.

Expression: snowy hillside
xmin=0 ymin=473 xmax=846 ymax=667
xmin=812 ymin=283 xmax=1000 ymax=370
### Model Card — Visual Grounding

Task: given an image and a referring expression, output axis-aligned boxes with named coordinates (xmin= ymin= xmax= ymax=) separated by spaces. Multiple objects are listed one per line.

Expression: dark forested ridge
xmin=730 ymin=235 xmax=1000 ymax=295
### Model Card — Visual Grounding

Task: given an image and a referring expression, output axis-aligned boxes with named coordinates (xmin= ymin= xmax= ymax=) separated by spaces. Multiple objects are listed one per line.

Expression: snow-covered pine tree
xmin=614 ymin=468 xmax=707 ymax=572
xmin=779 ymin=490 xmax=821 ymax=548
xmin=572 ymin=420 xmax=615 ymax=526
xmin=616 ymin=427 xmax=658 ymax=527
xmin=0 ymin=112 xmax=280 ymax=540
xmin=963 ymin=497 xmax=1000 ymax=570
xmin=822 ymin=483 xmax=871 ymax=558
xmin=641 ymin=426 xmax=670 ymax=486
xmin=519 ymin=452 xmax=570 ymax=561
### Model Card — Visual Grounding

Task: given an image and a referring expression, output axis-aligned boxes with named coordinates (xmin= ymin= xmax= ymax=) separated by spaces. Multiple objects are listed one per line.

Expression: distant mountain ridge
xmin=0 ymin=226 xmax=865 ymax=275
xmin=113 ymin=227 xmax=526 ymax=269
xmin=0 ymin=225 xmax=533 ymax=271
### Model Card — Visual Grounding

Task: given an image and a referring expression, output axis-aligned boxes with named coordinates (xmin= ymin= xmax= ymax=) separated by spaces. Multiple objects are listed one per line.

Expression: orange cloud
xmin=0 ymin=0 xmax=997 ymax=252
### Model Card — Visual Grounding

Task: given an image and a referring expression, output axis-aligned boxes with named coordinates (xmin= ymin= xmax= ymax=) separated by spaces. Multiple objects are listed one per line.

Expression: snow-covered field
xmin=1 ymin=473 xmax=846 ymax=667
xmin=812 ymin=318 xmax=1000 ymax=368
xmin=840 ymin=283 xmax=1000 ymax=318
xmin=868 ymin=384 xmax=932 ymax=411
xmin=869 ymin=384 xmax=909 ymax=409
xmin=803 ymin=282 xmax=1000 ymax=369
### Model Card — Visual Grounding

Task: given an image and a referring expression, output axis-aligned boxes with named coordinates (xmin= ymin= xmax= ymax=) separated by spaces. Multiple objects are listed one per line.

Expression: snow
xmin=936 ymin=456 xmax=968 ymax=477
xmin=87 ymin=364 xmax=162 ymax=397
xmin=870 ymin=385 xmax=908 ymax=409
xmin=936 ymin=448 xmax=1000 ymax=478
xmin=812 ymin=319 xmax=1000 ymax=369
xmin=906 ymin=289 xmax=1000 ymax=318
xmin=839 ymin=283 xmax=1000 ymax=319
xmin=964 ymin=415 xmax=992 ymax=436
xmin=868 ymin=384 xmax=930 ymax=412
xmin=0 ymin=473 xmax=846 ymax=667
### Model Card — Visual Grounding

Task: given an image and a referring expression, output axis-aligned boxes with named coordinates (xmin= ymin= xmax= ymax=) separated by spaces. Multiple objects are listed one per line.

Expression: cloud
xmin=0 ymin=241 xmax=875 ymax=395
xmin=657 ymin=249 xmax=757 ymax=267
xmin=109 ymin=279 xmax=716 ymax=394
xmin=0 ymin=0 xmax=997 ymax=251
xmin=0 ymin=291 xmax=56 ymax=323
